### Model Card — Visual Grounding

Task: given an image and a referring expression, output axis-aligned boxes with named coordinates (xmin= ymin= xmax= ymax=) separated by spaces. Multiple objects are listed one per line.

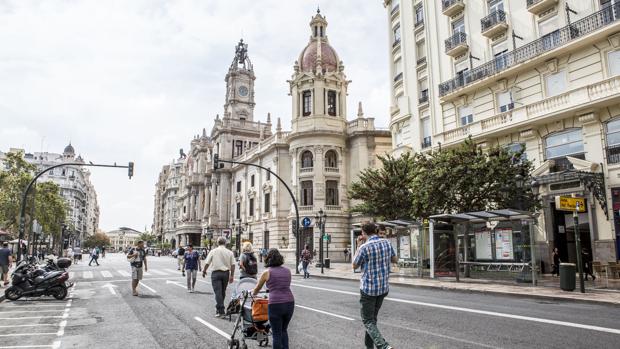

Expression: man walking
xmin=182 ymin=244 xmax=201 ymax=293
xmin=127 ymin=240 xmax=148 ymax=296
xmin=352 ymin=222 xmax=397 ymax=349
xmin=0 ymin=242 xmax=13 ymax=288
xmin=202 ymin=237 xmax=235 ymax=318
xmin=177 ymin=245 xmax=186 ymax=274
xmin=88 ymin=247 xmax=100 ymax=266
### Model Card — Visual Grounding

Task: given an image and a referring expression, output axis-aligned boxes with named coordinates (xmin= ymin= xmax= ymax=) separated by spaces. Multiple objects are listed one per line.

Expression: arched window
xmin=325 ymin=150 xmax=338 ymax=168
xmin=545 ymin=129 xmax=584 ymax=172
xmin=606 ymin=118 xmax=620 ymax=164
xmin=301 ymin=151 xmax=314 ymax=168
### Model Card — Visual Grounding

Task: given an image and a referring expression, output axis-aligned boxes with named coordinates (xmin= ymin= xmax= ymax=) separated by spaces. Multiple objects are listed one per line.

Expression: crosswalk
xmin=69 ymin=268 xmax=182 ymax=280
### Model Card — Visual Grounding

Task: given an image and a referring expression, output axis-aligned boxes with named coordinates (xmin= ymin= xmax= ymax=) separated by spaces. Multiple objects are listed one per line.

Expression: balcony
xmin=324 ymin=167 xmax=339 ymax=173
xmin=415 ymin=19 xmax=424 ymax=28
xmin=481 ymin=10 xmax=508 ymax=38
xmin=527 ymin=0 xmax=559 ymax=15
xmin=422 ymin=137 xmax=432 ymax=149
xmin=325 ymin=205 xmax=342 ymax=211
xmin=417 ymin=57 xmax=427 ymax=66
xmin=392 ymin=38 xmax=401 ymax=48
xmin=550 ymin=155 xmax=584 ymax=173
xmin=299 ymin=205 xmax=313 ymax=212
xmin=445 ymin=32 xmax=468 ymax=57
xmin=607 ymin=144 xmax=620 ymax=164
xmin=300 ymin=167 xmax=313 ymax=174
xmin=439 ymin=4 xmax=620 ymax=97
xmin=442 ymin=0 xmax=464 ymax=16
xmin=391 ymin=3 xmax=400 ymax=16
xmin=419 ymin=89 xmax=429 ymax=104
xmin=394 ymin=72 xmax=403 ymax=83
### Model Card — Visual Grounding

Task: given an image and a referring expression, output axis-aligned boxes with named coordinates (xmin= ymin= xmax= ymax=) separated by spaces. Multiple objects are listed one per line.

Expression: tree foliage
xmin=83 ymin=232 xmax=111 ymax=248
xmin=138 ymin=232 xmax=156 ymax=246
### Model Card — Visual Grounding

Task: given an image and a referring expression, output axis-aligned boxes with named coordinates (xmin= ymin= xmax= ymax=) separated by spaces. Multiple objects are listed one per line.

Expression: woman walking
xmin=253 ymin=248 xmax=294 ymax=349
xmin=239 ymin=242 xmax=258 ymax=279
xmin=182 ymin=244 xmax=201 ymax=292
xmin=301 ymin=245 xmax=312 ymax=279
xmin=551 ymin=248 xmax=560 ymax=277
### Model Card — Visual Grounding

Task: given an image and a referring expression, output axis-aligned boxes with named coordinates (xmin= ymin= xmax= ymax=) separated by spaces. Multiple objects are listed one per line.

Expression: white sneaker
xmin=187 ymin=289 xmax=191 ymax=293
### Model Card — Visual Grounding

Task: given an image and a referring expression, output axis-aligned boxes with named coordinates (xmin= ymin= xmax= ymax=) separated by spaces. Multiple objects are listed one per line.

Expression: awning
xmin=430 ymin=209 xmax=536 ymax=224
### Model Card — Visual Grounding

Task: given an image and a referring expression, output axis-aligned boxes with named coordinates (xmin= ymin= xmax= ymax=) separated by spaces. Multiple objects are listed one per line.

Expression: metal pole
xmin=320 ymin=220 xmax=324 ymax=274
xmin=529 ymin=220 xmax=537 ymax=287
xmin=574 ymin=203 xmax=585 ymax=293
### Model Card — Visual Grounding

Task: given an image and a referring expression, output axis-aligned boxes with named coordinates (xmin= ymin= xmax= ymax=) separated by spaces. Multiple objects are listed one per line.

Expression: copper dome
xmin=300 ymin=40 xmax=338 ymax=73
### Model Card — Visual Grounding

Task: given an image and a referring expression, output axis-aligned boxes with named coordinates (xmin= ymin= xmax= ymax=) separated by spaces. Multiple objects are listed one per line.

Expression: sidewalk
xmin=286 ymin=262 xmax=620 ymax=306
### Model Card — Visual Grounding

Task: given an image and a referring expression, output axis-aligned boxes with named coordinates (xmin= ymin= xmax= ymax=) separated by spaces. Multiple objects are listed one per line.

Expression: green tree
xmin=138 ymin=232 xmax=156 ymax=246
xmin=33 ymin=181 xmax=68 ymax=247
xmin=0 ymin=152 xmax=36 ymax=237
xmin=83 ymin=232 xmax=111 ymax=249
xmin=348 ymin=153 xmax=416 ymax=220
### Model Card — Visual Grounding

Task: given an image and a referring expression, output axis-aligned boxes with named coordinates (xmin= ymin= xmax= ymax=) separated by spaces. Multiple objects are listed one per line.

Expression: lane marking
xmin=295 ymin=304 xmax=354 ymax=321
xmin=149 ymin=270 xmax=167 ymax=276
xmin=291 ymin=283 xmax=620 ymax=335
xmin=166 ymin=269 xmax=181 ymax=274
xmin=117 ymin=270 xmax=130 ymax=277
xmin=0 ymin=346 xmax=54 ymax=348
xmin=0 ymin=304 xmax=66 ymax=308
xmin=379 ymin=320 xmax=498 ymax=349
xmin=101 ymin=283 xmax=118 ymax=295
xmin=194 ymin=316 xmax=230 ymax=340
xmin=0 ymin=324 xmax=58 ymax=328
xmin=0 ymin=316 xmax=63 ymax=320
xmin=57 ymin=320 xmax=67 ymax=336
xmin=82 ymin=271 xmax=93 ymax=279
xmin=165 ymin=280 xmax=187 ymax=289
xmin=0 ymin=333 xmax=57 ymax=337
xmin=52 ymin=341 xmax=61 ymax=349
xmin=68 ymin=272 xmax=75 ymax=279
xmin=0 ymin=310 xmax=65 ymax=314
xmin=139 ymin=282 xmax=157 ymax=293
xmin=100 ymin=271 xmax=113 ymax=278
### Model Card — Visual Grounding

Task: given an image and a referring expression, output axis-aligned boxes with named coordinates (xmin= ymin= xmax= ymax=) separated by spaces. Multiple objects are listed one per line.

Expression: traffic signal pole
xmin=214 ymin=154 xmax=301 ymax=274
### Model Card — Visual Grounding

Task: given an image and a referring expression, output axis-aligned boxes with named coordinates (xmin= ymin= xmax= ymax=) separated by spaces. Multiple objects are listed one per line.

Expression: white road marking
xmin=295 ymin=304 xmax=355 ymax=321
xmin=291 ymin=283 xmax=620 ymax=335
xmin=139 ymin=282 xmax=157 ymax=293
xmin=165 ymin=280 xmax=186 ymax=289
xmin=68 ymin=272 xmax=75 ymax=279
xmin=166 ymin=269 xmax=181 ymax=274
xmin=0 ymin=333 xmax=57 ymax=337
xmin=117 ymin=270 xmax=130 ymax=277
xmin=0 ymin=346 xmax=54 ymax=349
xmin=0 ymin=304 xmax=66 ymax=308
xmin=194 ymin=316 xmax=230 ymax=340
xmin=57 ymin=320 xmax=67 ymax=336
xmin=100 ymin=270 xmax=113 ymax=278
xmin=52 ymin=341 xmax=61 ymax=349
xmin=82 ymin=271 xmax=93 ymax=279
xmin=0 ymin=324 xmax=58 ymax=328
xmin=0 ymin=310 xmax=64 ymax=314
xmin=0 ymin=316 xmax=63 ymax=320
xmin=149 ymin=270 xmax=167 ymax=275
xmin=101 ymin=283 xmax=118 ymax=295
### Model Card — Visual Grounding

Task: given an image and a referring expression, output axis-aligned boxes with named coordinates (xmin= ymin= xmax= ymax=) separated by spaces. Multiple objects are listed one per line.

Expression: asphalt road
xmin=1 ymin=253 xmax=619 ymax=349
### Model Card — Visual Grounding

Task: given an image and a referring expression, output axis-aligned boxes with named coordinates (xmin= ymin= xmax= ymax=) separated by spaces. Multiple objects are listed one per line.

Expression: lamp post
xmin=315 ymin=208 xmax=327 ymax=274
xmin=235 ymin=219 xmax=242 ymax=257
xmin=530 ymin=180 xmax=540 ymax=286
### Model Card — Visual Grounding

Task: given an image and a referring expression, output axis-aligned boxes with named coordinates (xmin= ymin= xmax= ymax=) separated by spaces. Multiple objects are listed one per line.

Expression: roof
xmin=430 ymin=209 xmax=536 ymax=224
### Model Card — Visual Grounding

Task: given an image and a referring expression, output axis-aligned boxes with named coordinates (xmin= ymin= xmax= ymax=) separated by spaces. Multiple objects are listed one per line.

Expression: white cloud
xmin=0 ymin=0 xmax=390 ymax=231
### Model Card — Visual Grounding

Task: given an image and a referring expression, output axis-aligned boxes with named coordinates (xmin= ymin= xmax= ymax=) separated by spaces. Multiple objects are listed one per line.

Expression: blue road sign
xmin=302 ymin=217 xmax=312 ymax=228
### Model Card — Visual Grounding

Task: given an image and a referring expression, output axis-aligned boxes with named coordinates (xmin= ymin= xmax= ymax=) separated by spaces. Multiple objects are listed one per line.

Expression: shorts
xmin=132 ymin=266 xmax=143 ymax=280
xmin=1 ymin=264 xmax=8 ymax=274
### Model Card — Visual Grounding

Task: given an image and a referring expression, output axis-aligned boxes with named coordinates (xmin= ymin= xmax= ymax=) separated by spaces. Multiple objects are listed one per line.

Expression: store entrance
xmin=551 ymin=200 xmax=592 ymax=264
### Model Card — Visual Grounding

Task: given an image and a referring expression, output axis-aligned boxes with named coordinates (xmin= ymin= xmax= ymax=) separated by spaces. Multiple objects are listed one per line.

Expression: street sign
xmin=555 ymin=196 xmax=586 ymax=212
xmin=323 ymin=234 xmax=331 ymax=243
xmin=302 ymin=217 xmax=312 ymax=228
xmin=222 ymin=229 xmax=232 ymax=239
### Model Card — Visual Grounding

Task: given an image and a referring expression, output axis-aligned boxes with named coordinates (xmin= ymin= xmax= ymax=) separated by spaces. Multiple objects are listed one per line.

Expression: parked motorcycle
xmin=4 ymin=258 xmax=72 ymax=301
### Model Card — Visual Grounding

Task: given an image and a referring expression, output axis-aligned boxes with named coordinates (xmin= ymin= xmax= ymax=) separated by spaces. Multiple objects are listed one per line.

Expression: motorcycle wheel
xmin=51 ymin=286 xmax=67 ymax=300
xmin=5 ymin=286 xmax=22 ymax=301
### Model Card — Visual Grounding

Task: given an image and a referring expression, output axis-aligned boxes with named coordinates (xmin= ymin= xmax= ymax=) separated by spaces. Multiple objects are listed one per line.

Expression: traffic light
xmin=128 ymin=161 xmax=134 ymax=179
xmin=292 ymin=219 xmax=298 ymax=236
xmin=213 ymin=154 xmax=224 ymax=170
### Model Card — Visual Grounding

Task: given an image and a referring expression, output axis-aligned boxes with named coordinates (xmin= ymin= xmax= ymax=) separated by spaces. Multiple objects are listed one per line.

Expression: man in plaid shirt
xmin=353 ymin=222 xmax=397 ymax=349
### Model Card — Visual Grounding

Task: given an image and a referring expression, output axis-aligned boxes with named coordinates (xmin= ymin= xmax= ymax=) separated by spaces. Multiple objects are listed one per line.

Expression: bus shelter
xmin=429 ymin=209 xmax=538 ymax=285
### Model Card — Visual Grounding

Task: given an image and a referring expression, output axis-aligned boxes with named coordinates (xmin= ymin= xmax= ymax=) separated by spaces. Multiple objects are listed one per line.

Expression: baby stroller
xmin=225 ymin=278 xmax=256 ymax=320
xmin=228 ymin=280 xmax=270 ymax=348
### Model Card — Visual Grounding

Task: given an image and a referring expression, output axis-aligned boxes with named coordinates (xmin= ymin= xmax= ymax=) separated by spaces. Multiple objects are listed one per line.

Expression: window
xmin=264 ymin=193 xmax=271 ymax=213
xmin=394 ymin=58 xmax=403 ymax=82
xmin=452 ymin=18 xmax=465 ymax=34
xmin=415 ymin=5 xmax=424 ymax=25
xmin=545 ymin=129 xmax=584 ymax=159
xmin=539 ymin=15 xmax=560 ymax=50
xmin=251 ymin=175 xmax=255 ymax=187
xmin=545 ymin=70 xmax=567 ymax=97
xmin=266 ymin=168 xmax=271 ymax=180
xmin=422 ymin=117 xmax=431 ymax=148
xmin=504 ymin=143 xmax=527 ymax=161
xmin=302 ymin=91 xmax=312 ymax=116
xmin=301 ymin=151 xmax=313 ymax=168
xmin=459 ymin=105 xmax=474 ymax=126
xmin=607 ymin=118 xmax=620 ymax=146
xmin=326 ymin=180 xmax=339 ymax=206
xmin=236 ymin=181 xmax=242 ymax=193
xmin=327 ymin=91 xmax=337 ymax=116
xmin=488 ymin=0 xmax=504 ymax=12
xmin=236 ymin=202 xmax=241 ymax=220
xmin=497 ymin=91 xmax=514 ymax=112
xmin=393 ymin=23 xmax=401 ymax=46
xmin=419 ymin=79 xmax=429 ymax=103
xmin=301 ymin=181 xmax=313 ymax=206
xmin=249 ymin=198 xmax=254 ymax=216
xmin=608 ymin=51 xmax=620 ymax=76
xmin=235 ymin=140 xmax=243 ymax=156
xmin=493 ymin=40 xmax=509 ymax=71
xmin=416 ymin=41 xmax=426 ymax=62
xmin=325 ymin=150 xmax=338 ymax=168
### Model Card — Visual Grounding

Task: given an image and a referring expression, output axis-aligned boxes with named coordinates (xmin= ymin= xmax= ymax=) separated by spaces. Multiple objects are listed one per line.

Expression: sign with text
xmin=555 ymin=196 xmax=586 ymax=212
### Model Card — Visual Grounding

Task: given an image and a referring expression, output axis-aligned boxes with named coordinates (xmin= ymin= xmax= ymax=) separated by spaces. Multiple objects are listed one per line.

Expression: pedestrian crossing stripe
xmin=149 ymin=270 xmax=167 ymax=275
xmin=117 ymin=270 xmax=130 ymax=277
xmin=83 ymin=271 xmax=93 ymax=279
xmin=101 ymin=271 xmax=113 ymax=278
xmin=69 ymin=272 xmax=75 ymax=279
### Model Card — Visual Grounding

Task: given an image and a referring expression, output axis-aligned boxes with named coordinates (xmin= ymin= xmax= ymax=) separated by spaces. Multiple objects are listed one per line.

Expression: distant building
xmin=105 ymin=227 xmax=141 ymax=252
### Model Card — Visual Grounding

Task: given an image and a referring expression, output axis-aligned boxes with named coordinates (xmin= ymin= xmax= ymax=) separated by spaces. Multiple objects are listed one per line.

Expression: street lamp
xmin=235 ymin=219 xmax=243 ymax=257
xmin=315 ymin=208 xmax=327 ymax=274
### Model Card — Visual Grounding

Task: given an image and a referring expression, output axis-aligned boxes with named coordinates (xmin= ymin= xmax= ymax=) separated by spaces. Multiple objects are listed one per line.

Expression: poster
xmin=389 ymin=237 xmax=398 ymax=256
xmin=474 ymin=230 xmax=493 ymax=260
xmin=399 ymin=235 xmax=411 ymax=259
xmin=494 ymin=229 xmax=514 ymax=260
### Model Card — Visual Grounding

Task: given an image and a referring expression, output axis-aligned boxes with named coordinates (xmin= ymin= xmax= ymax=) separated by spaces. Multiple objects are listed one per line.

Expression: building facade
xmin=1 ymin=144 xmax=100 ymax=244
xmin=105 ymin=227 xmax=141 ymax=252
xmin=383 ymin=0 xmax=620 ymax=265
xmin=153 ymin=11 xmax=392 ymax=259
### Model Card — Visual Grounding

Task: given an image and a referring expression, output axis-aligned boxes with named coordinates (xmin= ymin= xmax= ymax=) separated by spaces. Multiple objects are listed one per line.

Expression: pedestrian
xmin=253 ymin=248 xmax=294 ymax=349
xmin=0 ymin=242 xmax=13 ymax=288
xmin=182 ymin=244 xmax=201 ymax=293
xmin=239 ymin=242 xmax=258 ymax=279
xmin=177 ymin=245 xmax=186 ymax=274
xmin=352 ymin=222 xmax=397 ymax=349
xmin=551 ymin=247 xmax=560 ymax=276
xmin=582 ymin=248 xmax=596 ymax=281
xmin=88 ymin=247 xmax=100 ymax=266
xmin=101 ymin=247 xmax=106 ymax=258
xmin=127 ymin=240 xmax=148 ymax=296
xmin=73 ymin=247 xmax=81 ymax=264
xmin=301 ymin=244 xmax=312 ymax=279
xmin=344 ymin=247 xmax=350 ymax=262
xmin=202 ymin=237 xmax=235 ymax=318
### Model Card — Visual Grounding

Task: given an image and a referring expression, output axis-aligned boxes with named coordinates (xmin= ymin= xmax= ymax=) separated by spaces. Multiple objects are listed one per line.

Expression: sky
xmin=0 ymin=0 xmax=390 ymax=232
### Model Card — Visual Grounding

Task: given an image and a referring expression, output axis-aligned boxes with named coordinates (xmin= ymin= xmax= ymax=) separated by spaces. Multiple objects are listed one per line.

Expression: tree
xmin=0 ymin=152 xmax=36 ymax=237
xmin=33 ymin=181 xmax=68 ymax=248
xmin=83 ymin=232 xmax=111 ymax=249
xmin=138 ymin=232 xmax=156 ymax=246
xmin=348 ymin=153 xmax=416 ymax=220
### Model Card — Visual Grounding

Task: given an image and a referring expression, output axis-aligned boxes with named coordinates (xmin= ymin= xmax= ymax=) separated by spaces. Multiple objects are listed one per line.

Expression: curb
xmin=294 ymin=273 xmax=620 ymax=306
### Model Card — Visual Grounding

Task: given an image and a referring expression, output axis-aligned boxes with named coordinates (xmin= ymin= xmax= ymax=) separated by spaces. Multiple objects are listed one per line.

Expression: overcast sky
xmin=0 ymin=0 xmax=390 ymax=232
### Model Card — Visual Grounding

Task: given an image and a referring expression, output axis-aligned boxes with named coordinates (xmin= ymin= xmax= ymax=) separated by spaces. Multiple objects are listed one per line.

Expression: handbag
xmin=297 ymin=261 xmax=304 ymax=273
xmin=251 ymin=298 xmax=269 ymax=322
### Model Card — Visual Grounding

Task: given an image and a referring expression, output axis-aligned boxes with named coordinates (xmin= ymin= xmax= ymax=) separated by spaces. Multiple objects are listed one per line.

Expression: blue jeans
xmin=268 ymin=301 xmax=295 ymax=349
xmin=302 ymin=261 xmax=310 ymax=278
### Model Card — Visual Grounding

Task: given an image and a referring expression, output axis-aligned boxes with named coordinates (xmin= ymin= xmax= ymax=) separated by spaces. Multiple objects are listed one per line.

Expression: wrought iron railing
xmin=417 ymin=57 xmax=427 ymax=66
xmin=445 ymin=32 xmax=467 ymax=53
xmin=419 ymin=89 xmax=429 ymax=104
xmin=526 ymin=0 xmax=544 ymax=7
xmin=394 ymin=72 xmax=403 ymax=82
xmin=439 ymin=4 xmax=620 ymax=97
xmin=607 ymin=144 xmax=620 ymax=164
xmin=422 ymin=137 xmax=432 ymax=149
xmin=415 ymin=19 xmax=424 ymax=27
xmin=481 ymin=9 xmax=506 ymax=33
xmin=392 ymin=38 xmax=401 ymax=48
xmin=391 ymin=3 xmax=400 ymax=15
xmin=442 ymin=0 xmax=462 ymax=11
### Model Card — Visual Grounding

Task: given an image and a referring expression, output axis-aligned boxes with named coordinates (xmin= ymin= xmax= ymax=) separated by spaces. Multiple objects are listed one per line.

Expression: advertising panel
xmin=494 ymin=229 xmax=514 ymax=260
xmin=474 ymin=230 xmax=493 ymax=260
xmin=399 ymin=235 xmax=411 ymax=259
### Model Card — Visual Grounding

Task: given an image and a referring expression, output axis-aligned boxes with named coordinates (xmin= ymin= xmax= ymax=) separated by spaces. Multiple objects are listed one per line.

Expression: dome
xmin=63 ymin=143 xmax=75 ymax=156
xmin=300 ymin=41 xmax=338 ymax=73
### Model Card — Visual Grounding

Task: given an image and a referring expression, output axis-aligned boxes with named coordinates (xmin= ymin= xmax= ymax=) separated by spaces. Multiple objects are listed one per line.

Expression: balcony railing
xmin=607 ymin=144 xmax=620 ymax=164
xmin=392 ymin=38 xmax=401 ymax=48
xmin=324 ymin=167 xmax=339 ymax=173
xmin=299 ymin=205 xmax=313 ymax=212
xmin=422 ymin=137 xmax=432 ymax=149
xmin=439 ymin=4 xmax=620 ymax=97
xmin=445 ymin=32 xmax=467 ymax=54
xmin=391 ymin=4 xmax=400 ymax=15
xmin=417 ymin=57 xmax=427 ymax=66
xmin=415 ymin=19 xmax=424 ymax=28
xmin=442 ymin=0 xmax=464 ymax=16
xmin=527 ymin=0 xmax=559 ymax=15
xmin=419 ymin=89 xmax=429 ymax=104
xmin=300 ymin=167 xmax=313 ymax=173
xmin=481 ymin=9 xmax=507 ymax=35
xmin=394 ymin=72 xmax=403 ymax=82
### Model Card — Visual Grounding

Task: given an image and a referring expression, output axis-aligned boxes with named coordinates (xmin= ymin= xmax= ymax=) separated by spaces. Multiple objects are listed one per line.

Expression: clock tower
xmin=224 ymin=39 xmax=256 ymax=121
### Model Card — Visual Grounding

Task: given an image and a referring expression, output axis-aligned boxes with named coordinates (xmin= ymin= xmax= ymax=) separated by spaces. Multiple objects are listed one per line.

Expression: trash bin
xmin=560 ymin=263 xmax=576 ymax=291
xmin=324 ymin=258 xmax=330 ymax=269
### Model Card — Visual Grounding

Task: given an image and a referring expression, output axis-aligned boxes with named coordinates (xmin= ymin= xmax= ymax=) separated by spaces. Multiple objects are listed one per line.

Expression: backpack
xmin=243 ymin=253 xmax=258 ymax=275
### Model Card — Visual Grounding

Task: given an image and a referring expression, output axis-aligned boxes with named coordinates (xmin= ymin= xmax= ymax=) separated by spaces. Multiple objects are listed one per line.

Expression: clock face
xmin=238 ymin=85 xmax=249 ymax=97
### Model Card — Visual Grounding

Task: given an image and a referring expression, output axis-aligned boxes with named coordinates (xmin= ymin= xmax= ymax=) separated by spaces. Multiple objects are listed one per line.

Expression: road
xmin=1 ymin=253 xmax=619 ymax=348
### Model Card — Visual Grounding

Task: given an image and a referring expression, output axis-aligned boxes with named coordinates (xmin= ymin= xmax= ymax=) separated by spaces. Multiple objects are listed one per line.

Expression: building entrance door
xmin=550 ymin=200 xmax=593 ymax=264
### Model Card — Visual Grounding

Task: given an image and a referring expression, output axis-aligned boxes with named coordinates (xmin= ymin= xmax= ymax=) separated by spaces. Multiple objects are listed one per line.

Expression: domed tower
xmin=63 ymin=142 xmax=75 ymax=160
xmin=224 ymin=39 xmax=256 ymax=121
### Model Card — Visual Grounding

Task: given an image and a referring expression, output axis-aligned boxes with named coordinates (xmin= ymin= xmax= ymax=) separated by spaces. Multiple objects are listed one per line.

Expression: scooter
xmin=4 ymin=259 xmax=72 ymax=301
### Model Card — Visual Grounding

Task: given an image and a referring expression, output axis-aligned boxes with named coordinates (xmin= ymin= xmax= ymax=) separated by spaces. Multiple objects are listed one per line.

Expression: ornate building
xmin=154 ymin=11 xmax=392 ymax=259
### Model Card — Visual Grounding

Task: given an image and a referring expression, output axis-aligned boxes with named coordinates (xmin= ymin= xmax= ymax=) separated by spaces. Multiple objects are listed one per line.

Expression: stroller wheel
xmin=259 ymin=338 xmax=269 ymax=347
xmin=240 ymin=343 xmax=248 ymax=349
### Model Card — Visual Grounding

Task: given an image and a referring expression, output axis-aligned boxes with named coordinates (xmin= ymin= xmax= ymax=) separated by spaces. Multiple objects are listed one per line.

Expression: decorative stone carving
xmin=578 ymin=112 xmax=599 ymax=125
xmin=608 ymin=32 xmax=620 ymax=48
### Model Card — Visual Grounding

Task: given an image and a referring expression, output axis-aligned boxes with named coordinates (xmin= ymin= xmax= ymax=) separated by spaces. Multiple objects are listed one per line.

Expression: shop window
xmin=325 ymin=150 xmax=338 ymax=168
xmin=264 ymin=193 xmax=270 ymax=213
xmin=301 ymin=151 xmax=313 ymax=168
xmin=302 ymin=91 xmax=312 ymax=116
xmin=608 ymin=50 xmax=620 ymax=77
xmin=326 ymin=180 xmax=339 ymax=206
xmin=545 ymin=70 xmax=567 ymax=97
xmin=459 ymin=105 xmax=474 ymax=126
xmin=606 ymin=118 xmax=620 ymax=164
xmin=327 ymin=91 xmax=337 ymax=116
xmin=301 ymin=181 xmax=313 ymax=206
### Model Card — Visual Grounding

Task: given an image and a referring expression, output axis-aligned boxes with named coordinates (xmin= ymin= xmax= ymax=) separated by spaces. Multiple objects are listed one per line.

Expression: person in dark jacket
xmin=582 ymin=248 xmax=596 ymax=281
xmin=551 ymin=248 xmax=560 ymax=276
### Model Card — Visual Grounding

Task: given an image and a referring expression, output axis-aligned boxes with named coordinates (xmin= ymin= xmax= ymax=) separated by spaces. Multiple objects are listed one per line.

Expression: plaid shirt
xmin=353 ymin=236 xmax=396 ymax=296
